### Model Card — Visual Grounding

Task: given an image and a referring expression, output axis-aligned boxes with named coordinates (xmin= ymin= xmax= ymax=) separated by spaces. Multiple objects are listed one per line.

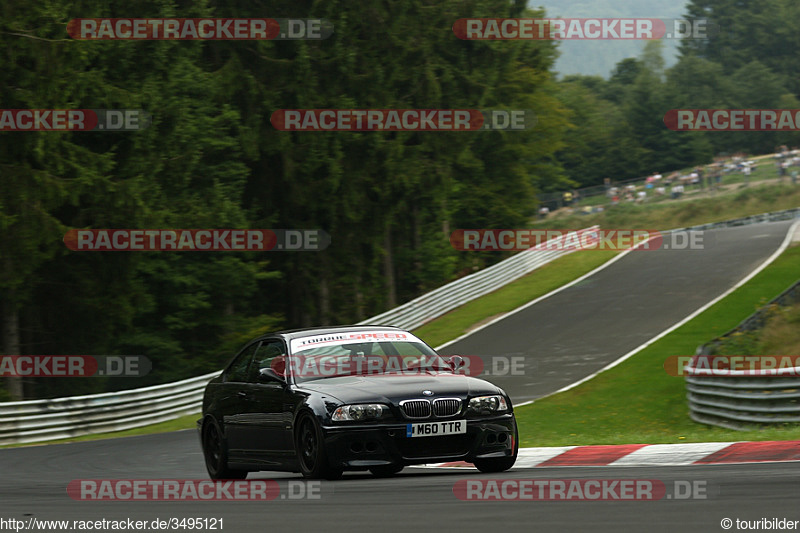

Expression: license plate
xmin=406 ymin=420 xmax=466 ymax=438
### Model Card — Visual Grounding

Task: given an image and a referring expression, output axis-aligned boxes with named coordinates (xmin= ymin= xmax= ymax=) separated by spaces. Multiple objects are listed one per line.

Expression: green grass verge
xmin=413 ymin=250 xmax=619 ymax=348
xmin=515 ymin=245 xmax=800 ymax=447
xmin=0 ymin=413 xmax=200 ymax=449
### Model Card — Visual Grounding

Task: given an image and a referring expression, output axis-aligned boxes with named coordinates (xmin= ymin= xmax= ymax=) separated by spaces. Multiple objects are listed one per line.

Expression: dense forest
xmin=2 ymin=0 xmax=800 ymax=400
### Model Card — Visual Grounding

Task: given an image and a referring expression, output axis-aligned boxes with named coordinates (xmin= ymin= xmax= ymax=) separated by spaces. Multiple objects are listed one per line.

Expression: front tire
xmin=295 ymin=414 xmax=343 ymax=480
xmin=202 ymin=418 xmax=248 ymax=480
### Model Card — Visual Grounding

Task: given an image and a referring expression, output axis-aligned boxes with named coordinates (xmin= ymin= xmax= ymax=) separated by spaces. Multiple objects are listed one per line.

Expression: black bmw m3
xmin=199 ymin=325 xmax=518 ymax=480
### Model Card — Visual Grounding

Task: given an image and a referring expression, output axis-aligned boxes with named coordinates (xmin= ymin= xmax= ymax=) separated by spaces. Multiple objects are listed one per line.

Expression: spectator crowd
xmin=537 ymin=148 xmax=800 ymax=219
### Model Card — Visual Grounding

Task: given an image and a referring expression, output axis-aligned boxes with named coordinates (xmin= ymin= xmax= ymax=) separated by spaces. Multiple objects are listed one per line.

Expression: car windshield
xmin=290 ymin=340 xmax=450 ymax=382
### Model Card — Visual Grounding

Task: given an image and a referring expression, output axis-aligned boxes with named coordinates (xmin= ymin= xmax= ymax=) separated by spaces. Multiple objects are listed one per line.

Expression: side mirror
xmin=259 ymin=367 xmax=286 ymax=383
xmin=447 ymin=355 xmax=464 ymax=371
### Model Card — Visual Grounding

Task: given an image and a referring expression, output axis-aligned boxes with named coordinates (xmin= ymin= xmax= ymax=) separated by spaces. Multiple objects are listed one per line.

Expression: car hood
xmin=294 ymin=372 xmax=504 ymax=405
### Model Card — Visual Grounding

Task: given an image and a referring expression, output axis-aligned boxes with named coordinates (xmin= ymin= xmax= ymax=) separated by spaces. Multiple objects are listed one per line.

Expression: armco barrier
xmin=686 ymin=373 xmax=800 ymax=430
xmin=675 ymin=206 xmax=800 ymax=232
xmin=0 ymin=372 xmax=219 ymax=446
xmin=0 ymin=227 xmax=597 ymax=446
xmin=686 ymin=279 xmax=800 ymax=431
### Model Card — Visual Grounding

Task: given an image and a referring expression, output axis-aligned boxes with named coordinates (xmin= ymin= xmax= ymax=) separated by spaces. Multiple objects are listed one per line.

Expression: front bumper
xmin=320 ymin=413 xmax=516 ymax=470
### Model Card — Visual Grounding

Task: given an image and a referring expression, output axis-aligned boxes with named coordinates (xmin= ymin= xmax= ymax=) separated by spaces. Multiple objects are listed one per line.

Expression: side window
xmin=248 ymin=340 xmax=286 ymax=382
xmin=225 ymin=342 xmax=261 ymax=382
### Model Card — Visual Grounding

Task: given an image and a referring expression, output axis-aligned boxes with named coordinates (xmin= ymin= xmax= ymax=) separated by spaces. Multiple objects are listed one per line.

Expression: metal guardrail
xmin=686 ymin=374 xmax=800 ymax=430
xmin=358 ymin=226 xmax=600 ymax=331
xmin=0 ymin=228 xmax=597 ymax=446
xmin=676 ymin=207 xmax=800 ymax=232
xmin=686 ymin=278 xmax=800 ymax=431
xmin=0 ymin=372 xmax=219 ymax=446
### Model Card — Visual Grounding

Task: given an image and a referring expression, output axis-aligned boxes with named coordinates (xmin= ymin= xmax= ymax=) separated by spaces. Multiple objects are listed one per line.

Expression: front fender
xmin=291 ymin=393 xmax=336 ymax=431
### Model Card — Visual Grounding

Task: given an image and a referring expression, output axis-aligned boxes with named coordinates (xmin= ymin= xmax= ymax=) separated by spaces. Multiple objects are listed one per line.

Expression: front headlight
xmin=468 ymin=395 xmax=508 ymax=414
xmin=331 ymin=403 xmax=389 ymax=422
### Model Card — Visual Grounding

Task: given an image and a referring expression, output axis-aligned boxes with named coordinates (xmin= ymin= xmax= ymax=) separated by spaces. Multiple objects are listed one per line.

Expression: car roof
xmin=259 ymin=325 xmax=408 ymax=342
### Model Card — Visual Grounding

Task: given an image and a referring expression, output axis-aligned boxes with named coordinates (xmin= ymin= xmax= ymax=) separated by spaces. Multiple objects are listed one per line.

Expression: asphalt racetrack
xmin=444 ymin=220 xmax=796 ymax=403
xmin=2 ymin=430 xmax=798 ymax=533
xmin=3 ymin=221 xmax=798 ymax=533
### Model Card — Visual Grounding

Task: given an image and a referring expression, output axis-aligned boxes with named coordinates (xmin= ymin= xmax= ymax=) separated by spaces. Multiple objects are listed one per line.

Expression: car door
xmin=239 ymin=339 xmax=293 ymax=465
xmin=220 ymin=341 xmax=261 ymax=457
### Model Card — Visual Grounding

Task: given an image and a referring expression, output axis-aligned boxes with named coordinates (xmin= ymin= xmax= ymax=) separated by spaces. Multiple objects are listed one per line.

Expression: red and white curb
xmin=421 ymin=440 xmax=800 ymax=469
